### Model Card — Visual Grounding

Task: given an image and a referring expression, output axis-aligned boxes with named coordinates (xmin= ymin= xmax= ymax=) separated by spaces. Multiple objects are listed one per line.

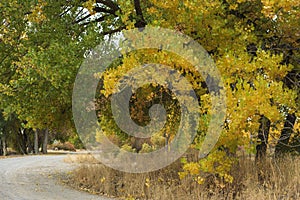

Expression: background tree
xmin=0 ymin=0 xmax=115 ymax=153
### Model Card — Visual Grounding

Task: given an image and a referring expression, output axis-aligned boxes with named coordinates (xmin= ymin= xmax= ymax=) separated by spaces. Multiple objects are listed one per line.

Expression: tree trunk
xmin=3 ymin=136 xmax=7 ymax=156
xmin=255 ymin=115 xmax=271 ymax=184
xmin=34 ymin=129 xmax=39 ymax=154
xmin=133 ymin=0 xmax=147 ymax=28
xmin=42 ymin=129 xmax=49 ymax=154
xmin=0 ymin=137 xmax=3 ymax=156
xmin=18 ymin=128 xmax=27 ymax=155
xmin=275 ymin=113 xmax=296 ymax=157
xmin=255 ymin=116 xmax=271 ymax=161
xmin=26 ymin=129 xmax=33 ymax=154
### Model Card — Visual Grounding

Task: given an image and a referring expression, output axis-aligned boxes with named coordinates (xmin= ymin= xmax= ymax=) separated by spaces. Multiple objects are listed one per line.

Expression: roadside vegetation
xmin=65 ymin=153 xmax=300 ymax=200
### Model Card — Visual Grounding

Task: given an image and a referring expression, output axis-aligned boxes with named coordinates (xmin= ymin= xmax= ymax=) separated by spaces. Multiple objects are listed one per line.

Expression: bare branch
xmin=93 ymin=7 xmax=116 ymax=15
xmin=80 ymin=14 xmax=109 ymax=26
xmin=74 ymin=13 xmax=92 ymax=24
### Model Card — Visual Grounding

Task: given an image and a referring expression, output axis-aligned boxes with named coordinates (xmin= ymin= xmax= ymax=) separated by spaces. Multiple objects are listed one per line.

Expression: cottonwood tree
xmin=94 ymin=0 xmax=300 ymax=183
xmin=0 ymin=0 xmax=150 ymax=153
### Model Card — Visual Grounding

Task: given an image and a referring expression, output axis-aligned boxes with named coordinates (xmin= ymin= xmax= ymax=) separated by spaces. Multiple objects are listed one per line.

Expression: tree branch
xmin=133 ymin=0 xmax=147 ymax=28
xmin=74 ymin=13 xmax=92 ymax=24
xmin=80 ymin=14 xmax=110 ymax=26
xmin=96 ymin=0 xmax=120 ymax=12
xmin=102 ymin=25 xmax=126 ymax=36
xmin=93 ymin=7 xmax=116 ymax=15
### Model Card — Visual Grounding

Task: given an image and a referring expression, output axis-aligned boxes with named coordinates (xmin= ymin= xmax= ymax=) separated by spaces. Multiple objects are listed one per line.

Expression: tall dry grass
xmin=64 ymin=154 xmax=300 ymax=200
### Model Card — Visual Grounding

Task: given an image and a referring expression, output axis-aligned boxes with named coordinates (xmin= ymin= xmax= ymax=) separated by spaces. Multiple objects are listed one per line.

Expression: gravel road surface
xmin=0 ymin=155 xmax=113 ymax=200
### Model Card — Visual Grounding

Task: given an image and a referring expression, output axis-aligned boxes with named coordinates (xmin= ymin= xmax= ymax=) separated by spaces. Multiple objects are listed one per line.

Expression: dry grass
xmin=64 ymin=153 xmax=100 ymax=164
xmin=64 ymin=154 xmax=300 ymax=200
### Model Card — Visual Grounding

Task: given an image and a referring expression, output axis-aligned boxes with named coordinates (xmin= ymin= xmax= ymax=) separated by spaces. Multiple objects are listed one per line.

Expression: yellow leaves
xmin=261 ymin=0 xmax=300 ymax=18
xmin=214 ymin=43 xmax=296 ymax=162
xmin=182 ymin=162 xmax=200 ymax=175
xmin=185 ymin=150 xmax=236 ymax=183
xmin=223 ymin=174 xmax=234 ymax=183
xmin=102 ymin=59 xmax=134 ymax=97
xmin=294 ymin=120 xmax=300 ymax=136
xmin=217 ymin=51 xmax=254 ymax=78
xmin=140 ymin=143 xmax=155 ymax=153
xmin=147 ymin=7 xmax=158 ymax=14
xmin=0 ymin=83 xmax=13 ymax=96
xmin=19 ymin=31 xmax=28 ymax=41
xmin=159 ymin=0 xmax=222 ymax=13
xmin=218 ymin=49 xmax=292 ymax=85
xmin=178 ymin=171 xmax=188 ymax=180
xmin=100 ymin=177 xmax=106 ymax=183
xmin=120 ymin=144 xmax=136 ymax=153
xmin=96 ymin=0 xmax=299 ymax=186
xmin=196 ymin=176 xmax=205 ymax=184
xmin=183 ymin=0 xmax=198 ymax=11
xmin=102 ymin=48 xmax=205 ymax=98
xmin=254 ymin=50 xmax=291 ymax=80
xmin=261 ymin=0 xmax=276 ymax=18
xmin=28 ymin=0 xmax=47 ymax=24
xmin=117 ymin=0 xmax=135 ymax=29
xmin=151 ymin=0 xmax=180 ymax=9
xmin=144 ymin=178 xmax=151 ymax=188
xmin=200 ymin=94 xmax=212 ymax=115
xmin=229 ymin=4 xmax=238 ymax=10
xmin=82 ymin=0 xmax=96 ymax=15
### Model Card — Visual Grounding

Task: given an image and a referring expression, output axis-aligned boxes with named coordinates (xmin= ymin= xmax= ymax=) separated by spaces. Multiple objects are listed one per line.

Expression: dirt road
xmin=0 ymin=155 xmax=113 ymax=200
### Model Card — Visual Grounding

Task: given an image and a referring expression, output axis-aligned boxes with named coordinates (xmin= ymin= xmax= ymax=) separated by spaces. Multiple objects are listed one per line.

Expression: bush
xmin=68 ymin=134 xmax=85 ymax=149
xmin=50 ymin=140 xmax=76 ymax=152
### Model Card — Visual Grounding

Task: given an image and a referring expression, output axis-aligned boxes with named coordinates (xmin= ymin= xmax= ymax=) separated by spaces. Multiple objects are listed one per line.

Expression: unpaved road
xmin=0 ymin=155 xmax=113 ymax=200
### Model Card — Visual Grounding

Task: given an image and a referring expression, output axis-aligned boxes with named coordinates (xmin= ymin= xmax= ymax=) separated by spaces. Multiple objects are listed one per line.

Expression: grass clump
xmin=64 ymin=152 xmax=300 ymax=200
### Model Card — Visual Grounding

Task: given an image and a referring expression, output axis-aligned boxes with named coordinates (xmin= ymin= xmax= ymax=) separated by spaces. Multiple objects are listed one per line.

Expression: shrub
xmin=50 ymin=140 xmax=76 ymax=152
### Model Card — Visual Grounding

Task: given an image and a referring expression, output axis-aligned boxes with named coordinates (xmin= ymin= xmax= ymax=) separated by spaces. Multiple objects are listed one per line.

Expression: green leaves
xmin=0 ymin=0 xmax=102 ymax=131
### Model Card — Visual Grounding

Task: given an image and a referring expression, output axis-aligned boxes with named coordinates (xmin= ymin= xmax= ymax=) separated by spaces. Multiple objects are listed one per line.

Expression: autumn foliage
xmin=0 ymin=0 xmax=299 ymax=190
